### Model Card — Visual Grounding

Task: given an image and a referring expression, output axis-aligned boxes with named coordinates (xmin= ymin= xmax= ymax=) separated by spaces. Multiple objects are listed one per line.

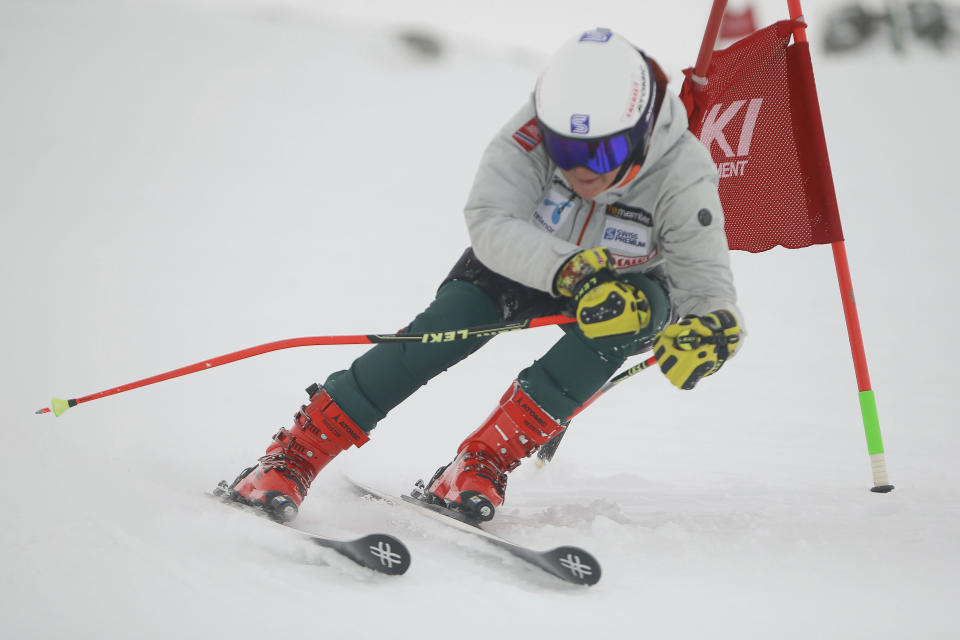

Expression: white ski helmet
xmin=535 ymin=28 xmax=657 ymax=174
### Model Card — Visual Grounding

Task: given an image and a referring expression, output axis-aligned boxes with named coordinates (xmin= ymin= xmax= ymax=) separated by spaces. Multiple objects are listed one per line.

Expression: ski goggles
xmin=538 ymin=119 xmax=651 ymax=174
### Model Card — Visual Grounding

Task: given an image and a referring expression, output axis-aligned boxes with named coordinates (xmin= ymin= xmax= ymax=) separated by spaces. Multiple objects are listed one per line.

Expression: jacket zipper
xmin=576 ymin=201 xmax=597 ymax=246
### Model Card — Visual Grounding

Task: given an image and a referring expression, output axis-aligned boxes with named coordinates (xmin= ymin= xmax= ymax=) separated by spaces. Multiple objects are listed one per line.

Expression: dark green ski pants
xmin=323 ymin=250 xmax=670 ymax=433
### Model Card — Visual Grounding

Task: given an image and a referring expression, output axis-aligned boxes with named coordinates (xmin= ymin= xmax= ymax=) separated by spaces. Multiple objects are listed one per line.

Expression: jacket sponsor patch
xmin=611 ymin=247 xmax=658 ymax=268
xmin=603 ymin=226 xmax=645 ymax=248
xmin=512 ymin=117 xmax=542 ymax=152
xmin=601 ymin=216 xmax=651 ymax=258
xmin=531 ymin=187 xmax=573 ymax=234
xmin=605 ymin=203 xmax=653 ymax=226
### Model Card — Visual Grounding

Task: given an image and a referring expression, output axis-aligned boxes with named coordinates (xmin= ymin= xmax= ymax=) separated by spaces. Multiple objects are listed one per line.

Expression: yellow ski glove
xmin=555 ymin=247 xmax=651 ymax=339
xmin=654 ymin=310 xmax=741 ymax=390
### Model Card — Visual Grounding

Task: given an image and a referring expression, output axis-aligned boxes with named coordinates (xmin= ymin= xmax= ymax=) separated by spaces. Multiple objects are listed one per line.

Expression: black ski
xmin=211 ymin=481 xmax=410 ymax=576
xmin=347 ymin=478 xmax=600 ymax=586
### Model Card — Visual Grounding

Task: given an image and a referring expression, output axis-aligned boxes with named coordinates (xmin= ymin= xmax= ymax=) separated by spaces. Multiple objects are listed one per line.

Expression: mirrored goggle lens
xmin=540 ymin=129 xmax=634 ymax=173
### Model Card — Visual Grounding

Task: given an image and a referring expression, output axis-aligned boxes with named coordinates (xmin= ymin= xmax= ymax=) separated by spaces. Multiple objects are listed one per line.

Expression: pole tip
xmin=870 ymin=484 xmax=895 ymax=493
xmin=51 ymin=397 xmax=72 ymax=417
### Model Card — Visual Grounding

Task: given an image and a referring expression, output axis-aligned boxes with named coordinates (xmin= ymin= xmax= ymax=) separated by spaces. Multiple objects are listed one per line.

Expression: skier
xmin=225 ymin=28 xmax=743 ymax=523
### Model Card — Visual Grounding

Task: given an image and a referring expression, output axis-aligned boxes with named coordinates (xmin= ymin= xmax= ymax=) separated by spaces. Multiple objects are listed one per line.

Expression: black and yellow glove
xmin=555 ymin=247 xmax=651 ymax=339
xmin=654 ymin=310 xmax=741 ymax=390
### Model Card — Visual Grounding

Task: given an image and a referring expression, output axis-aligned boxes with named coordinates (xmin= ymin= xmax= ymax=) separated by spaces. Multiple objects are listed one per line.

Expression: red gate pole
xmin=786 ymin=0 xmax=892 ymax=492
xmin=691 ymin=0 xmax=729 ymax=88
xmin=689 ymin=0 xmax=893 ymax=491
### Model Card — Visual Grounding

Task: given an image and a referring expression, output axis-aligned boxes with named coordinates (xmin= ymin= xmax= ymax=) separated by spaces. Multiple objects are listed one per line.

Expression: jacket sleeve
xmin=463 ymin=100 xmax=582 ymax=294
xmin=656 ymin=160 xmax=745 ymax=331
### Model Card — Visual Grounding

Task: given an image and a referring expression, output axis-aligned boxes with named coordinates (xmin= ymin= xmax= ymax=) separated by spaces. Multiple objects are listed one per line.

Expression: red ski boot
xmin=422 ymin=381 xmax=565 ymax=522
xmin=227 ymin=384 xmax=368 ymax=522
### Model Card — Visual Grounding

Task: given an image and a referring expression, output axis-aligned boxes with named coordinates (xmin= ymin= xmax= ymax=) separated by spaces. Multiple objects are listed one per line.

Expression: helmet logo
xmin=570 ymin=114 xmax=590 ymax=135
xmin=579 ymin=28 xmax=613 ymax=43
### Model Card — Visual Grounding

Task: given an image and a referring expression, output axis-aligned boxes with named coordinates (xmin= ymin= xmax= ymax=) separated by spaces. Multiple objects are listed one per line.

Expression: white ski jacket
xmin=463 ymin=89 xmax=743 ymax=327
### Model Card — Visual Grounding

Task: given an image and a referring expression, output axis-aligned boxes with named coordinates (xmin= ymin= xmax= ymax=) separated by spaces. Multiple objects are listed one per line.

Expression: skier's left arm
xmin=653 ymin=178 xmax=744 ymax=390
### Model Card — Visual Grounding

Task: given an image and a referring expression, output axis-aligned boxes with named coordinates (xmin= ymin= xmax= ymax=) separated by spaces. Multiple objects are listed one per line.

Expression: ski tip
xmin=351 ymin=533 xmax=412 ymax=576
xmin=549 ymin=546 xmax=602 ymax=586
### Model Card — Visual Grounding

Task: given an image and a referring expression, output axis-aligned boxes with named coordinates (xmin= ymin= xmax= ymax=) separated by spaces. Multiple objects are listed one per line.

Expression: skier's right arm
xmin=463 ymin=100 xmax=583 ymax=294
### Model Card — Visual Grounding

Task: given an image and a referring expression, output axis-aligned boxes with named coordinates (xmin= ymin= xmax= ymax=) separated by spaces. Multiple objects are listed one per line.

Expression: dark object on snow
xmin=824 ymin=4 xmax=884 ymax=53
xmin=909 ymin=2 xmax=954 ymax=48
xmin=823 ymin=2 xmax=955 ymax=54
xmin=395 ymin=29 xmax=444 ymax=60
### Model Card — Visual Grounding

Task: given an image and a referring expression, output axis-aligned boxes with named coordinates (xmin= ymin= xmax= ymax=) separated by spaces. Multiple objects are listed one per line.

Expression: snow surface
xmin=2 ymin=0 xmax=957 ymax=638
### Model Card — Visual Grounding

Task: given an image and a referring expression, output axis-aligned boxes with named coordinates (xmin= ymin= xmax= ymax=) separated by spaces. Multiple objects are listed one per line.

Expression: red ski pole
xmin=36 ymin=314 xmax=574 ymax=417
xmin=536 ymin=355 xmax=658 ymax=465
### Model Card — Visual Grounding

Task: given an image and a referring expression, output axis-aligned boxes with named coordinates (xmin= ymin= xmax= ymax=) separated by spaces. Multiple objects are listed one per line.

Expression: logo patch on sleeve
xmin=512 ymin=117 xmax=543 ymax=152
